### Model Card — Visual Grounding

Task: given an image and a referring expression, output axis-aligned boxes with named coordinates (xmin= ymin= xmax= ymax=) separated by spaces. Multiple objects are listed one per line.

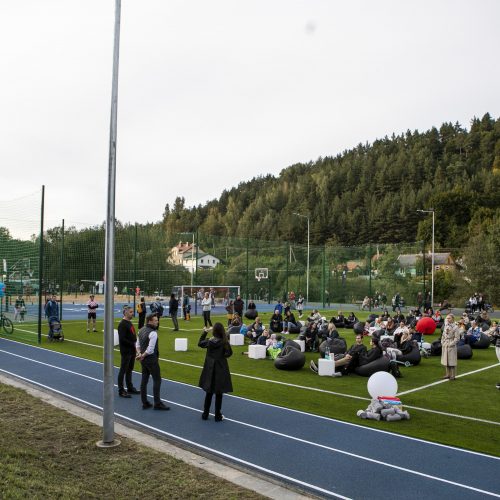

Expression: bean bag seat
xmin=227 ymin=325 xmax=242 ymax=335
xmin=396 ymin=345 xmax=421 ymax=366
xmin=283 ymin=340 xmax=301 ymax=350
xmin=274 ymin=343 xmax=306 ymax=371
xmin=471 ymin=333 xmax=491 ymax=349
xmin=288 ymin=324 xmax=301 ymax=334
xmin=244 ymin=309 xmax=257 ymax=320
xmin=430 ymin=340 xmax=442 ymax=356
xmin=354 ymin=356 xmax=390 ymax=377
xmin=353 ymin=322 xmax=365 ymax=335
xmin=319 ymin=338 xmax=347 ymax=358
xmin=457 ymin=344 xmax=473 ymax=359
xmin=368 ymin=314 xmax=378 ymax=323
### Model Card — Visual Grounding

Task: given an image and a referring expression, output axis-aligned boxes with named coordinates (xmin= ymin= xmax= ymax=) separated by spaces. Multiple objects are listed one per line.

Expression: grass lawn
xmin=0 ymin=383 xmax=263 ymax=499
xmin=2 ymin=310 xmax=500 ymax=456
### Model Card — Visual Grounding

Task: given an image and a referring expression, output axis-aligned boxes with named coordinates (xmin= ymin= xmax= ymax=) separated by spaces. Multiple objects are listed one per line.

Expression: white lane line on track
xmin=1 ymin=336 xmax=500 ymax=459
xmin=1 ymin=365 xmax=499 ymax=499
xmin=3 ymin=330 xmax=500 ymax=426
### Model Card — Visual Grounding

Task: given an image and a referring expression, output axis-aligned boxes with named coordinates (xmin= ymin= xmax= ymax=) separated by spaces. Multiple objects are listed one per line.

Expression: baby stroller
xmin=48 ymin=316 xmax=64 ymax=342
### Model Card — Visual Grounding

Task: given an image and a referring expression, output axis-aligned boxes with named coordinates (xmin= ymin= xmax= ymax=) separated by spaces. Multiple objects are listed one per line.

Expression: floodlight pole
xmin=417 ymin=209 xmax=435 ymax=309
xmin=98 ymin=0 xmax=121 ymax=449
xmin=293 ymin=212 xmax=310 ymax=305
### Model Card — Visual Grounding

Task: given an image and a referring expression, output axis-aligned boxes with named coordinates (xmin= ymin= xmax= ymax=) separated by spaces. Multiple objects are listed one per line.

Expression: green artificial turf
xmin=2 ymin=310 xmax=499 ymax=456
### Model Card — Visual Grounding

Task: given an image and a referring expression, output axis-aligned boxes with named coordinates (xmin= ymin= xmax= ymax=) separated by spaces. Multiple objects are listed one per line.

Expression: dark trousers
xmin=118 ymin=352 xmax=135 ymax=391
xmin=171 ymin=313 xmax=179 ymax=330
xmin=140 ymin=356 xmax=162 ymax=405
xmin=203 ymin=392 xmax=223 ymax=416
xmin=138 ymin=312 xmax=146 ymax=329
xmin=203 ymin=310 xmax=212 ymax=327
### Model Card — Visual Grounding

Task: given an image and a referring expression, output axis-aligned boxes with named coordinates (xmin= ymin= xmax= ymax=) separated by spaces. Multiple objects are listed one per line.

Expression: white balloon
xmin=113 ymin=329 xmax=119 ymax=346
xmin=367 ymin=371 xmax=398 ymax=399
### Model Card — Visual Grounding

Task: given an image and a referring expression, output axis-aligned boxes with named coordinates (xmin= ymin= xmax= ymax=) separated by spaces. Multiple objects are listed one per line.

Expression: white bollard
xmin=318 ymin=358 xmax=335 ymax=376
xmin=230 ymin=333 xmax=245 ymax=346
xmin=175 ymin=338 xmax=188 ymax=351
xmin=248 ymin=344 xmax=267 ymax=359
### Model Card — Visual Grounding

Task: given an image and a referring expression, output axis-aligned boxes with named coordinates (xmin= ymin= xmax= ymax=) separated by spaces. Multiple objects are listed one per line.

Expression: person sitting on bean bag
xmin=345 ymin=312 xmax=358 ymax=328
xmin=256 ymin=328 xmax=270 ymax=346
xmin=331 ymin=311 xmax=346 ymax=328
xmin=267 ymin=333 xmax=283 ymax=359
xmin=358 ymin=337 xmax=383 ymax=367
xmin=307 ymin=309 xmax=322 ymax=324
xmin=269 ymin=309 xmax=283 ymax=333
xmin=246 ymin=316 xmax=264 ymax=343
xmin=465 ymin=320 xmax=482 ymax=345
xmin=282 ymin=309 xmax=298 ymax=333
xmin=302 ymin=321 xmax=320 ymax=352
xmin=310 ymin=333 xmax=367 ymax=375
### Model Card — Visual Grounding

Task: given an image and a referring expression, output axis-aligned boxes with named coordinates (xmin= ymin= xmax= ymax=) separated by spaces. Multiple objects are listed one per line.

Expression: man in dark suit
xmin=117 ymin=306 xmax=140 ymax=398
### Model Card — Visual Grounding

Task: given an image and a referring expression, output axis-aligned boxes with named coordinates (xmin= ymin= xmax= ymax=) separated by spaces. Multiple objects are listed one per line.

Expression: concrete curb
xmin=0 ymin=373 xmax=313 ymax=500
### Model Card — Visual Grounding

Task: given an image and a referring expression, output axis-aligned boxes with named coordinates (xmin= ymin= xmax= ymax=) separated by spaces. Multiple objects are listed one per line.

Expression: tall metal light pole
xmin=97 ymin=0 xmax=121 ymax=449
xmin=292 ymin=212 xmax=310 ymax=305
xmin=417 ymin=209 xmax=435 ymax=308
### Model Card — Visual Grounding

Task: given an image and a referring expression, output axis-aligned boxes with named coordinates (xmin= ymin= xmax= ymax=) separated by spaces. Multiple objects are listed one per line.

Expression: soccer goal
xmin=173 ymin=285 xmax=240 ymax=305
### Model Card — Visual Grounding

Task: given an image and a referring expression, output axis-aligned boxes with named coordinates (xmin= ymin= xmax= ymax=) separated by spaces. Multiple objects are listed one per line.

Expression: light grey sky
xmin=1 ymin=0 xmax=499 ymax=235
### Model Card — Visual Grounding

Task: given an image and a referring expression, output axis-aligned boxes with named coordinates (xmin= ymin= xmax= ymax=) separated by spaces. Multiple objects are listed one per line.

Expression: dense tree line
xmin=163 ymin=113 xmax=500 ymax=250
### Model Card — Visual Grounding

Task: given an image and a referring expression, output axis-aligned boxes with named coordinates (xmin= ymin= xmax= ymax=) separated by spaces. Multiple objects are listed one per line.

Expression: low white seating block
xmin=230 ymin=333 xmax=245 ymax=346
xmin=318 ymin=358 xmax=335 ymax=376
xmin=175 ymin=338 xmax=188 ymax=351
xmin=248 ymin=344 xmax=267 ymax=359
xmin=293 ymin=339 xmax=305 ymax=352
xmin=113 ymin=329 xmax=119 ymax=346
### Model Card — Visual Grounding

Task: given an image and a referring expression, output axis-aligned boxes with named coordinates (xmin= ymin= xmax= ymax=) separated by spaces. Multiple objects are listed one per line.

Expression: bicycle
xmin=0 ymin=312 xmax=14 ymax=334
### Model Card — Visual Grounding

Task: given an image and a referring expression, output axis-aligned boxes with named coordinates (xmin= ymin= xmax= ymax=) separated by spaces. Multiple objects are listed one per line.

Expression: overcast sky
xmin=1 ymin=0 xmax=499 ymax=236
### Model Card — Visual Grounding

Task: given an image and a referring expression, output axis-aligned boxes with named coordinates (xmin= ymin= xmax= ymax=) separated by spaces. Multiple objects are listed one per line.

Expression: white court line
xmin=1 ymin=336 xmax=500 ymax=458
xmin=3 ymin=330 xmax=500 ymax=426
xmin=398 ymin=361 xmax=500 ymax=396
xmin=1 ymin=365 xmax=499 ymax=499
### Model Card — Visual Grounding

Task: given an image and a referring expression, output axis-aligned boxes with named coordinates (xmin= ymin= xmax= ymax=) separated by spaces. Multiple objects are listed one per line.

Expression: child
xmin=198 ymin=323 xmax=233 ymax=421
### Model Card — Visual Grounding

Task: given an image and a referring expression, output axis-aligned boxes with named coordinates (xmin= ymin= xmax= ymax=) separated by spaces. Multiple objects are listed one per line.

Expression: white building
xmin=169 ymin=242 xmax=220 ymax=272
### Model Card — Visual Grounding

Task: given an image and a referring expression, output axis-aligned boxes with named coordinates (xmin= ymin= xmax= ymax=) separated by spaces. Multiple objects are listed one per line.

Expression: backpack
xmin=150 ymin=301 xmax=164 ymax=316
xmin=136 ymin=302 xmax=144 ymax=314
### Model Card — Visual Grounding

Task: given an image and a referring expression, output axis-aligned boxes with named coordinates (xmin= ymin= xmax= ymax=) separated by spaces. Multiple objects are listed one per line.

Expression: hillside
xmin=163 ymin=113 xmax=500 ymax=249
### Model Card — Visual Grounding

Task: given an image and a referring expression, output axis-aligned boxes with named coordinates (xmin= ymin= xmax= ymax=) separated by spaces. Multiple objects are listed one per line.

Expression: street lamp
xmin=292 ymin=212 xmax=310 ymax=305
xmin=417 ymin=209 xmax=435 ymax=308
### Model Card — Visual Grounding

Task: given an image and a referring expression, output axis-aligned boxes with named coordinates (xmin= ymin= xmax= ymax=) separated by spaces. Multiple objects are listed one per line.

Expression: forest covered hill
xmin=163 ymin=113 xmax=500 ymax=250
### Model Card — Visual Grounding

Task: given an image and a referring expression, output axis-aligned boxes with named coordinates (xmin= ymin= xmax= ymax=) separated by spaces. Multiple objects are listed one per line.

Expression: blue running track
xmin=0 ymin=337 xmax=499 ymax=499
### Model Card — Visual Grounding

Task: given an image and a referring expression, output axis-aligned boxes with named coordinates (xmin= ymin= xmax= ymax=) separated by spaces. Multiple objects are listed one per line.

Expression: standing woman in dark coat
xmin=198 ymin=322 xmax=233 ymax=421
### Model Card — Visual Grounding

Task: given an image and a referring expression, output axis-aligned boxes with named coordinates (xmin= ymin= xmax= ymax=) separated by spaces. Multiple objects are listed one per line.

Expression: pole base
xmin=96 ymin=439 xmax=121 ymax=448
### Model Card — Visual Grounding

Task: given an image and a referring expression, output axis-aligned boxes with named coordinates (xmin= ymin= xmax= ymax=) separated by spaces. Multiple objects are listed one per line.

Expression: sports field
xmin=1 ymin=308 xmax=499 ymax=457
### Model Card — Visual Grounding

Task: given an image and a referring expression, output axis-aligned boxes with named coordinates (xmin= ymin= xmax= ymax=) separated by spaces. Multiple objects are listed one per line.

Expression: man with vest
xmin=117 ymin=306 xmax=140 ymax=398
xmin=136 ymin=313 xmax=169 ymax=410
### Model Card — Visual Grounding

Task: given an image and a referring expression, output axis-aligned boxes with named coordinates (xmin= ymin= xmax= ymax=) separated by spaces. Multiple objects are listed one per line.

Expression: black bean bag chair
xmin=471 ymin=333 xmax=490 ymax=349
xmin=368 ymin=314 xmax=378 ymax=323
xmin=457 ymin=343 xmax=473 ymax=359
xmin=319 ymin=338 xmax=347 ymax=358
xmin=396 ymin=345 xmax=421 ymax=366
xmin=353 ymin=322 xmax=365 ymax=335
xmin=354 ymin=356 xmax=390 ymax=377
xmin=288 ymin=323 xmax=301 ymax=334
xmin=274 ymin=343 xmax=306 ymax=371
xmin=430 ymin=340 xmax=442 ymax=356
xmin=244 ymin=309 xmax=257 ymax=320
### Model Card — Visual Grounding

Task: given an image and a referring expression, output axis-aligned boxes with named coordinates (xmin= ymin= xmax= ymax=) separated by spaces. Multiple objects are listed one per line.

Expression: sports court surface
xmin=1 ymin=337 xmax=499 ymax=499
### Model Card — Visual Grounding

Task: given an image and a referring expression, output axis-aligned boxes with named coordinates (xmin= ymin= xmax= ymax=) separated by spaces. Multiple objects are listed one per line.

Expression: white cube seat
xmin=175 ymin=338 xmax=188 ymax=351
xmin=230 ymin=333 xmax=245 ymax=346
xmin=292 ymin=339 xmax=305 ymax=352
xmin=248 ymin=344 xmax=267 ymax=359
xmin=318 ymin=358 xmax=335 ymax=376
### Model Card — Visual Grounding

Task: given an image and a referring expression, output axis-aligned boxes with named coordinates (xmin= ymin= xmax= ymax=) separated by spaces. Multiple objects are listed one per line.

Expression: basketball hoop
xmin=255 ymin=268 xmax=268 ymax=282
